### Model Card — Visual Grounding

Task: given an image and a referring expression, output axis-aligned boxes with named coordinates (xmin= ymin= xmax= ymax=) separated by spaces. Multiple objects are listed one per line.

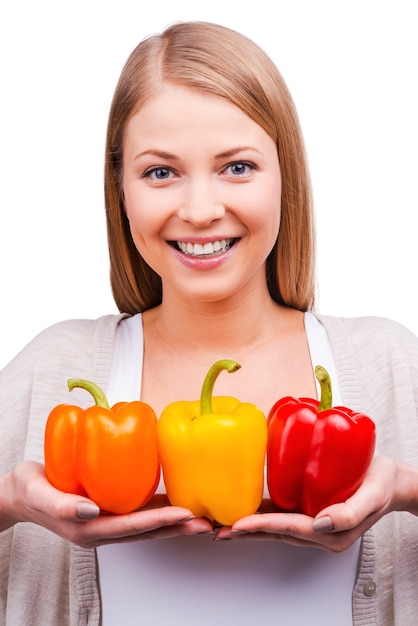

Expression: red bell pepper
xmin=266 ymin=365 xmax=376 ymax=517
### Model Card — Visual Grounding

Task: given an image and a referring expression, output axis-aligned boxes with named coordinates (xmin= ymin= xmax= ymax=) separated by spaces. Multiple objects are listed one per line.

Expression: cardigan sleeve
xmin=0 ymin=314 xmax=122 ymax=626
xmin=317 ymin=313 xmax=418 ymax=625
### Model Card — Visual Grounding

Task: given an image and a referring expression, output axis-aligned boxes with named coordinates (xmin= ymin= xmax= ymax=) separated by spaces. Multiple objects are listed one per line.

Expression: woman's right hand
xmin=0 ymin=461 xmax=213 ymax=547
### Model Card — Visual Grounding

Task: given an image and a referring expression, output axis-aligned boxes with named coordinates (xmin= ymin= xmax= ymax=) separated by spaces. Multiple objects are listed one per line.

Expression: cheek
xmin=123 ymin=181 xmax=143 ymax=224
xmin=122 ymin=194 xmax=155 ymax=263
xmin=244 ymin=179 xmax=281 ymax=234
xmin=264 ymin=178 xmax=281 ymax=231
xmin=123 ymin=184 xmax=157 ymax=239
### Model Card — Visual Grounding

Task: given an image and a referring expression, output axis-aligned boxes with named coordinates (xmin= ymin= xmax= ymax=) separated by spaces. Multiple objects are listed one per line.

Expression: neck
xmin=145 ymin=284 xmax=294 ymax=357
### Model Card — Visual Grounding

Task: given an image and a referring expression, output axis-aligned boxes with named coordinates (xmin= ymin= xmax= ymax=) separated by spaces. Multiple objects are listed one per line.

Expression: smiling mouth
xmin=172 ymin=238 xmax=236 ymax=257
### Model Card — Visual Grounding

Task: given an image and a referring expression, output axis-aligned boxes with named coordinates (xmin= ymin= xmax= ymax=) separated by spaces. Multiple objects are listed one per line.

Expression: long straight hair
xmin=105 ymin=21 xmax=316 ymax=313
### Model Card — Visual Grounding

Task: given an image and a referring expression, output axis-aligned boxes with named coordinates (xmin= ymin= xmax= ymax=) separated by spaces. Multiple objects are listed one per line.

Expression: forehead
xmin=124 ymin=84 xmax=275 ymax=152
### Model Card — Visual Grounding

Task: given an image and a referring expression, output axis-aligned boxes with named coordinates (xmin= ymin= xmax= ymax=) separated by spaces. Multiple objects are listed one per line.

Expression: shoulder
xmin=313 ymin=312 xmax=418 ymax=377
xmin=315 ymin=311 xmax=414 ymax=334
xmin=0 ymin=314 xmax=129 ymax=399
xmin=33 ymin=313 xmax=126 ymax=355
xmin=309 ymin=314 xmax=418 ymax=463
xmin=0 ymin=313 xmax=131 ymax=467
xmin=312 ymin=312 xmax=418 ymax=418
xmin=314 ymin=312 xmax=418 ymax=355
xmin=3 ymin=314 xmax=127 ymax=370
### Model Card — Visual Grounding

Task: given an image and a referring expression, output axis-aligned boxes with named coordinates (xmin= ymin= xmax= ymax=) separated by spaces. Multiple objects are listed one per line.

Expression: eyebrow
xmin=133 ymin=146 xmax=264 ymax=162
xmin=133 ymin=149 xmax=178 ymax=162
xmin=215 ymin=146 xmax=264 ymax=159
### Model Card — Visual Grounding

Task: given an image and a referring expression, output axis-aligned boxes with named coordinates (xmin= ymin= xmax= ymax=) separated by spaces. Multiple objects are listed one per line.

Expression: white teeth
xmin=203 ymin=243 xmax=212 ymax=254
xmin=177 ymin=239 xmax=233 ymax=257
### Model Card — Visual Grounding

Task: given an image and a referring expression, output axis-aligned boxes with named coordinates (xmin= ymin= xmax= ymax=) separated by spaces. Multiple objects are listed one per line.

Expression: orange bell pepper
xmin=157 ymin=360 xmax=267 ymax=526
xmin=44 ymin=379 xmax=160 ymax=514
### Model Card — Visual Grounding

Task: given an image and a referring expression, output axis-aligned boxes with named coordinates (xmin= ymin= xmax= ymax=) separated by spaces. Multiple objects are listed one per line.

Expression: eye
xmin=142 ymin=166 xmax=174 ymax=181
xmin=223 ymin=161 xmax=256 ymax=177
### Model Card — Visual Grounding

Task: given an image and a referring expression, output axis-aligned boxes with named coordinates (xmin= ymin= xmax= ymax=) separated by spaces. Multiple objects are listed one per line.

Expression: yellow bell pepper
xmin=157 ymin=360 xmax=267 ymax=526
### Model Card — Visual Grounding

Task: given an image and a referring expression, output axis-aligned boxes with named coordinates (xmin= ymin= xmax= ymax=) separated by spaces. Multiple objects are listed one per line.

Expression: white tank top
xmin=97 ymin=312 xmax=359 ymax=625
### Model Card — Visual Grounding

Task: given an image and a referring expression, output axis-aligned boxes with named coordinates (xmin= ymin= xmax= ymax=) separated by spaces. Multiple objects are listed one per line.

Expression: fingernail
xmin=76 ymin=501 xmax=100 ymax=520
xmin=179 ymin=516 xmax=196 ymax=523
xmin=313 ymin=516 xmax=334 ymax=532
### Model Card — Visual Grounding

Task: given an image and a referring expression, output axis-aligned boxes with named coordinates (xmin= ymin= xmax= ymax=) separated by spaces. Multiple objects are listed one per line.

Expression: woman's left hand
xmin=215 ymin=456 xmax=418 ymax=551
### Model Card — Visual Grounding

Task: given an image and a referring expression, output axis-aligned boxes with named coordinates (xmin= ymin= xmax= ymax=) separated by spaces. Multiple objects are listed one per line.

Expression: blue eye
xmin=142 ymin=166 xmax=174 ymax=181
xmin=225 ymin=161 xmax=256 ymax=177
xmin=146 ymin=167 xmax=171 ymax=180
xmin=231 ymin=163 xmax=247 ymax=175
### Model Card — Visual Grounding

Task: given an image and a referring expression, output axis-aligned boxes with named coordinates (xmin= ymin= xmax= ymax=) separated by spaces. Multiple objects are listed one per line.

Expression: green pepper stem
xmin=67 ymin=378 xmax=110 ymax=409
xmin=315 ymin=365 xmax=333 ymax=412
xmin=200 ymin=359 xmax=241 ymax=415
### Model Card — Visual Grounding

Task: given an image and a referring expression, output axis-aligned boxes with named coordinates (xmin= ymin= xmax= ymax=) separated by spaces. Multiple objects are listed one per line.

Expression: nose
xmin=177 ymin=177 xmax=225 ymax=225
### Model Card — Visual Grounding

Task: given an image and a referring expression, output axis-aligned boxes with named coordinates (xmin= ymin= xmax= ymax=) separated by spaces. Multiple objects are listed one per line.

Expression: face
xmin=122 ymin=84 xmax=281 ymax=306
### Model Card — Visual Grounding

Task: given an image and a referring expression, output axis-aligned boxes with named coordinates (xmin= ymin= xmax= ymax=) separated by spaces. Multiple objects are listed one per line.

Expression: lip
xmin=168 ymin=238 xmax=240 ymax=269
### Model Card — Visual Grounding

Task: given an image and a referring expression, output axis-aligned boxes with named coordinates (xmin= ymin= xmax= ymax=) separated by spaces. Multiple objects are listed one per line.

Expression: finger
xmin=82 ymin=506 xmax=196 ymax=534
xmin=216 ymin=529 xmax=329 ymax=549
xmin=25 ymin=463 xmax=101 ymax=522
xmin=43 ymin=493 xmax=100 ymax=522
xmin=216 ymin=516 xmax=336 ymax=550
xmin=93 ymin=519 xmax=214 ymax=546
xmin=76 ymin=514 xmax=214 ymax=548
xmin=230 ymin=512 xmax=325 ymax=545
xmin=232 ymin=511 xmax=314 ymax=535
xmin=223 ymin=513 xmax=362 ymax=553
xmin=22 ymin=462 xmax=209 ymax=547
xmin=29 ymin=462 xmax=197 ymax=527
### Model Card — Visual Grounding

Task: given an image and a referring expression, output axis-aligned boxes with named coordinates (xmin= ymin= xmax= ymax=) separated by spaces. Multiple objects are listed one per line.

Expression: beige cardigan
xmin=1 ymin=313 xmax=418 ymax=625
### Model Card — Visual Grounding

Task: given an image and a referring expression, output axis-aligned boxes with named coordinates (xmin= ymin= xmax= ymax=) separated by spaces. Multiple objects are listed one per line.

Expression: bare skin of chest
xmin=140 ymin=308 xmax=317 ymax=418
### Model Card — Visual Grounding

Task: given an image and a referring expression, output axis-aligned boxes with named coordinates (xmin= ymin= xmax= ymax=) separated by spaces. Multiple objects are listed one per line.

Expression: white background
xmin=1 ymin=0 xmax=417 ymax=370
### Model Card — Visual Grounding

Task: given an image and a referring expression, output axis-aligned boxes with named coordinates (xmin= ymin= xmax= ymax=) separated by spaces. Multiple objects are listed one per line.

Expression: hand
xmin=1 ymin=461 xmax=213 ymax=548
xmin=215 ymin=456 xmax=406 ymax=551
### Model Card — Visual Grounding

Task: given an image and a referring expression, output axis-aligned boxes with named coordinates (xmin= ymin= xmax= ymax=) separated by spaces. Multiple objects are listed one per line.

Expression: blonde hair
xmin=105 ymin=21 xmax=316 ymax=312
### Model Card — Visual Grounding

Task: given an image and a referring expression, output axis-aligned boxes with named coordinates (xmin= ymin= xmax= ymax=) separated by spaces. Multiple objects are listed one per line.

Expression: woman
xmin=1 ymin=21 xmax=418 ymax=625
